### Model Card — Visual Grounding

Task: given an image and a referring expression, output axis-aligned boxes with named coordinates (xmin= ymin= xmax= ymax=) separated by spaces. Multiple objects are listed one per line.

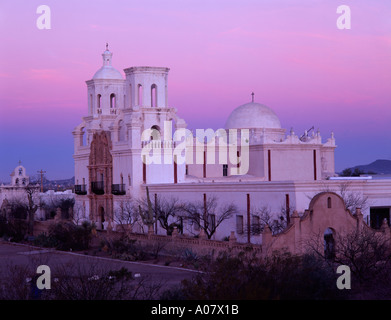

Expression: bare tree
xmin=7 ymin=186 xmax=41 ymax=236
xmin=153 ymin=195 xmax=183 ymax=235
xmin=181 ymin=195 xmax=237 ymax=239
xmin=113 ymin=198 xmax=143 ymax=236
xmin=249 ymin=205 xmax=288 ymax=235
xmin=137 ymin=192 xmax=183 ymax=235
xmin=334 ymin=228 xmax=391 ymax=284
xmin=0 ymin=259 xmax=164 ymax=300
xmin=72 ymin=202 xmax=85 ymax=225
xmin=41 ymin=194 xmax=75 ymax=220
xmin=338 ymin=182 xmax=369 ymax=214
xmin=25 ymin=186 xmax=40 ymax=236
xmin=305 ymin=226 xmax=391 ymax=298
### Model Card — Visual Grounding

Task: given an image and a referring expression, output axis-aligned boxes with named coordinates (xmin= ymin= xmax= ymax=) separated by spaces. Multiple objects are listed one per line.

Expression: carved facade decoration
xmin=88 ymin=131 xmax=113 ymax=230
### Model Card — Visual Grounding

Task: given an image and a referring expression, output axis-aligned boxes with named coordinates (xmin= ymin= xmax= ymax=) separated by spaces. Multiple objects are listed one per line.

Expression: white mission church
xmin=71 ymin=46 xmax=391 ymax=243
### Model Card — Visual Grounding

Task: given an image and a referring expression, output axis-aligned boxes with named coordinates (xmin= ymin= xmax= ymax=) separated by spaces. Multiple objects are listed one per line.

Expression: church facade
xmin=72 ymin=46 xmax=391 ymax=243
xmin=0 ymin=164 xmax=32 ymax=207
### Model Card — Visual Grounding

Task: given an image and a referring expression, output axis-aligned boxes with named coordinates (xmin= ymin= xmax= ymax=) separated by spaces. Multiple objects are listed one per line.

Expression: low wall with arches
xmin=261 ymin=192 xmax=391 ymax=256
xmin=31 ymin=191 xmax=391 ymax=259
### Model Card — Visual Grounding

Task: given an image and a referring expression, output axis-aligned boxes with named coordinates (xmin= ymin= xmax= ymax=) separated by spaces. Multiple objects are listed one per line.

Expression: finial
xmin=106 ymin=42 xmax=109 ymax=51
xmin=251 ymin=92 xmax=254 ymax=103
xmin=18 ymin=160 xmax=22 ymax=166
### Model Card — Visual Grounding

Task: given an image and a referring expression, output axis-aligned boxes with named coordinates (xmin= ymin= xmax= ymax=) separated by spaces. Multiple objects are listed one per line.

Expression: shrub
xmin=33 ymin=233 xmax=59 ymax=248
xmin=101 ymin=237 xmax=151 ymax=261
xmin=165 ymin=251 xmax=344 ymax=300
xmin=181 ymin=248 xmax=198 ymax=263
xmin=48 ymin=221 xmax=92 ymax=251
xmin=0 ymin=218 xmax=28 ymax=242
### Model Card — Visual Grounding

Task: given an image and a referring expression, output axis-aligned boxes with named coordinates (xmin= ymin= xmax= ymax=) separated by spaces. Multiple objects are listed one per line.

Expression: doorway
xmin=370 ymin=207 xmax=390 ymax=229
xmin=99 ymin=206 xmax=105 ymax=230
xmin=324 ymin=228 xmax=335 ymax=260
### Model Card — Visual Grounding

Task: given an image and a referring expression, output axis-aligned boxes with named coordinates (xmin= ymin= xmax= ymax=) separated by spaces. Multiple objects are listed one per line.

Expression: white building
xmin=0 ymin=164 xmax=75 ymax=221
xmin=72 ymin=46 xmax=391 ymax=243
xmin=0 ymin=164 xmax=35 ymax=207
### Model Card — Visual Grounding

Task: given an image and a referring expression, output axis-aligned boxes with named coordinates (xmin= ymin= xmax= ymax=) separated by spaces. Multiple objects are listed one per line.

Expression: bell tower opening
xmin=110 ymin=93 xmax=116 ymax=109
xmin=151 ymin=84 xmax=157 ymax=107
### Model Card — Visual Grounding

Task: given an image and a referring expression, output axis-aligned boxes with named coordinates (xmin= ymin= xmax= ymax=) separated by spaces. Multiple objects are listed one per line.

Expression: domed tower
xmin=223 ymin=94 xmax=336 ymax=181
xmin=73 ymin=47 xmax=188 ymax=230
xmin=225 ymin=97 xmax=285 ymax=143
xmin=85 ymin=44 xmax=126 ymax=116
xmin=223 ymin=95 xmax=286 ymax=180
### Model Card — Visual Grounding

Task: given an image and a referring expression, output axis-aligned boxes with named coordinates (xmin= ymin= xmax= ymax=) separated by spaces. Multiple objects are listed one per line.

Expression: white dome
xmin=225 ymin=102 xmax=281 ymax=129
xmin=93 ymin=66 xmax=123 ymax=80
xmin=92 ymin=45 xmax=124 ymax=80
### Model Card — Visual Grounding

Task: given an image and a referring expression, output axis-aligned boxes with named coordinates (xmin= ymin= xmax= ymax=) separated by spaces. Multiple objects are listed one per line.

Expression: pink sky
xmin=0 ymin=0 xmax=390 ymax=180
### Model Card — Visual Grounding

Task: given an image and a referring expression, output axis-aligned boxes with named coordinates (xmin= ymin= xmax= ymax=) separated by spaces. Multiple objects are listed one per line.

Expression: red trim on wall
xmin=247 ymin=193 xmax=251 ymax=243
xmin=268 ymin=150 xmax=271 ymax=181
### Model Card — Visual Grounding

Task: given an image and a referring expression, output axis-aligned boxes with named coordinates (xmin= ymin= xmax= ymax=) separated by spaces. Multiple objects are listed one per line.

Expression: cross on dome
xmin=102 ymin=43 xmax=113 ymax=67
xmin=92 ymin=44 xmax=123 ymax=81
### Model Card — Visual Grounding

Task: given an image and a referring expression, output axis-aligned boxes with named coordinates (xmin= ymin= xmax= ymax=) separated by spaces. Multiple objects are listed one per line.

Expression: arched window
xmin=110 ymin=93 xmax=116 ymax=108
xmin=138 ymin=84 xmax=143 ymax=106
xmin=150 ymin=125 xmax=161 ymax=141
xmin=97 ymin=94 xmax=101 ymax=109
xmin=89 ymin=94 xmax=93 ymax=113
xmin=151 ymin=84 xmax=157 ymax=107
xmin=327 ymin=197 xmax=332 ymax=208
xmin=81 ymin=127 xmax=86 ymax=146
xmin=129 ymin=84 xmax=132 ymax=108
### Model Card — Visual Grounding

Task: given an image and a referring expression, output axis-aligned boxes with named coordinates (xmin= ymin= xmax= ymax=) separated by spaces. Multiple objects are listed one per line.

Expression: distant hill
xmin=30 ymin=176 xmax=75 ymax=191
xmin=340 ymin=159 xmax=391 ymax=176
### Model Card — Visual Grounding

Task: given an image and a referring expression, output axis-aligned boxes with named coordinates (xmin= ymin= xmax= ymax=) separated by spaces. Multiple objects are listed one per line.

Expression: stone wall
xmin=32 ymin=192 xmax=391 ymax=259
xmin=262 ymin=192 xmax=391 ymax=256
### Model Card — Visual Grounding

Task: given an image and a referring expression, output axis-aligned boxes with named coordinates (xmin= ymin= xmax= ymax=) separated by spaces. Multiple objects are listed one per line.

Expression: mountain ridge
xmin=341 ymin=159 xmax=391 ymax=175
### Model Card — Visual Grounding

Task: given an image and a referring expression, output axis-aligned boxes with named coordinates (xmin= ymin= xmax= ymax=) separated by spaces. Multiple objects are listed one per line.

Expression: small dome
xmin=225 ymin=102 xmax=281 ymax=129
xmin=92 ymin=45 xmax=124 ymax=80
xmin=93 ymin=66 xmax=123 ymax=80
